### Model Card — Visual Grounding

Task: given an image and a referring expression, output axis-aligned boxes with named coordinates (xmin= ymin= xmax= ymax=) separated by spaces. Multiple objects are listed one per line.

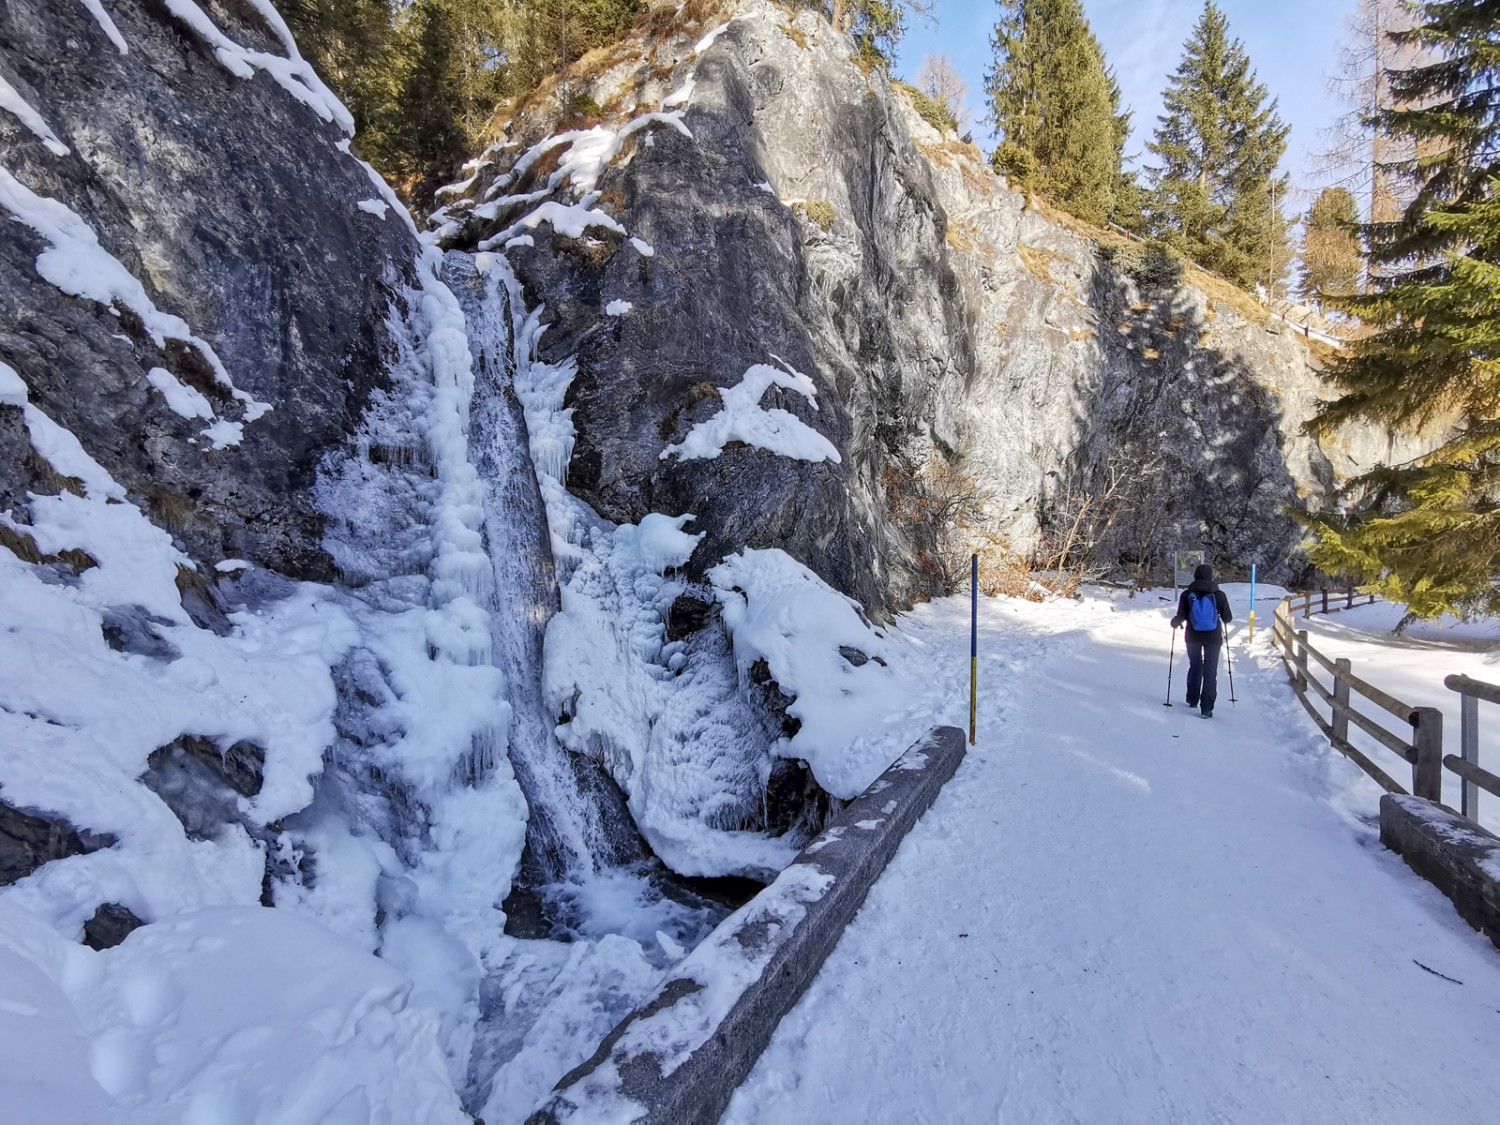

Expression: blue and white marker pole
xmin=969 ymin=553 xmax=978 ymax=745
xmin=1248 ymin=563 xmax=1257 ymax=644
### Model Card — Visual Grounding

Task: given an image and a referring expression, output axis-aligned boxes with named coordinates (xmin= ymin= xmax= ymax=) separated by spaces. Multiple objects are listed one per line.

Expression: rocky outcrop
xmin=140 ymin=734 xmax=266 ymax=841
xmin=436 ymin=0 xmax=1419 ymax=605
xmin=0 ymin=799 xmax=115 ymax=887
xmin=82 ymin=902 xmax=145 ymax=951
xmin=0 ymin=0 xmax=419 ymax=582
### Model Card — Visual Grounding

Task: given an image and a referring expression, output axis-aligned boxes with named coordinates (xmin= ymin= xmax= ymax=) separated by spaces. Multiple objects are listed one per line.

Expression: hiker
xmin=1171 ymin=563 xmax=1233 ymax=717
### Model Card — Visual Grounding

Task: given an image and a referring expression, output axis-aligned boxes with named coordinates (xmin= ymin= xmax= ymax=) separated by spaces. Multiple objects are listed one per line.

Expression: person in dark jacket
xmin=1170 ymin=563 xmax=1233 ymax=717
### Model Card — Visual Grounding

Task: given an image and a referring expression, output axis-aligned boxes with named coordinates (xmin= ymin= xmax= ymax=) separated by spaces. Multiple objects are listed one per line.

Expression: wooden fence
xmin=1272 ymin=595 xmax=1500 ymax=827
xmin=1271 ymin=595 xmax=1443 ymax=801
xmin=1282 ymin=588 xmax=1377 ymax=619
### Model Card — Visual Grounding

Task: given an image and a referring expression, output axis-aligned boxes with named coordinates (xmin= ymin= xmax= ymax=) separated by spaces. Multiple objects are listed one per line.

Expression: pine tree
xmin=1105 ymin=69 xmax=1144 ymax=232
xmin=985 ymin=0 xmax=1126 ymax=225
xmin=1300 ymin=186 xmax=1362 ymax=299
xmin=830 ymin=0 xmax=929 ymax=67
xmin=385 ymin=1 xmax=470 ymax=192
xmin=1305 ymin=1 xmax=1500 ymax=622
xmin=285 ymin=0 xmax=643 ymax=198
xmin=282 ymin=0 xmax=398 ymax=141
xmin=1146 ymin=1 xmax=1290 ymax=288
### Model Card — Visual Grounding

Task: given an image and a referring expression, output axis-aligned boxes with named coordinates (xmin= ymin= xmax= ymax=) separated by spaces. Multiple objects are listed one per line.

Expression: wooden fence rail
xmin=1271 ymin=596 xmax=1443 ymax=802
xmin=1283 ymin=589 xmax=1378 ymax=619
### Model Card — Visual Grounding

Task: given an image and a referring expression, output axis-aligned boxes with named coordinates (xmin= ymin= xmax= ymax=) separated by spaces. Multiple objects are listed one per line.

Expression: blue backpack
xmin=1188 ymin=591 xmax=1220 ymax=632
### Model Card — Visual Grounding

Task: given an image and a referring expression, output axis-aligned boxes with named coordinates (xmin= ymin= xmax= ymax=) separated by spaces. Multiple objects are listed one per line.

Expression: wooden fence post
xmin=1411 ymin=706 xmax=1444 ymax=802
xmin=1322 ymin=588 xmax=1329 ymax=613
xmin=1295 ymin=630 xmax=1309 ymax=693
xmin=1333 ymin=658 xmax=1351 ymax=745
xmin=1303 ymin=594 xmax=1311 ymax=618
xmin=1460 ymin=690 xmax=1479 ymax=821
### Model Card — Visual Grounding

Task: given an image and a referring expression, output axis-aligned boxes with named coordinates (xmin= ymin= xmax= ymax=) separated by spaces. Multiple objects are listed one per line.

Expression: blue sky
xmin=894 ymin=0 xmax=1355 ymax=212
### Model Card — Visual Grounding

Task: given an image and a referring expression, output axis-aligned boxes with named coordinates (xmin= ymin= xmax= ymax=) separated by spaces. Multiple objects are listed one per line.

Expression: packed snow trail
xmin=725 ymin=590 xmax=1500 ymax=1125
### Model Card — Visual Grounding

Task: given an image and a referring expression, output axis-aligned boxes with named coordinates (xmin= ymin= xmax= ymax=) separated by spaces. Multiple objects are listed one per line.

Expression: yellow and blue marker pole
xmin=1247 ymin=563 xmax=1257 ymax=644
xmin=969 ymin=553 xmax=978 ymax=745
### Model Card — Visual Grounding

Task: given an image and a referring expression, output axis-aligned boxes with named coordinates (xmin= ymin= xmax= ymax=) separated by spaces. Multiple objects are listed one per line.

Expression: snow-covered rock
xmin=0 ymin=0 xmax=417 ymax=579
xmin=437 ymin=0 xmax=1430 ymax=602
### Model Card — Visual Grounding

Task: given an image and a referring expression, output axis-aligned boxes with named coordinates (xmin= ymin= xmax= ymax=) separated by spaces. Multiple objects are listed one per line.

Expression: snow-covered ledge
xmin=526 ymin=726 xmax=967 ymax=1124
xmin=1380 ymin=794 xmax=1500 ymax=950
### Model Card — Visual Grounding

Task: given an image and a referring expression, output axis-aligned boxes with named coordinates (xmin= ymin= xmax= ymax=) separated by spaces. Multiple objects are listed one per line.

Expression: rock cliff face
xmin=436 ymin=0 xmax=1414 ymax=605
xmin=0 ymin=0 xmax=416 ymax=581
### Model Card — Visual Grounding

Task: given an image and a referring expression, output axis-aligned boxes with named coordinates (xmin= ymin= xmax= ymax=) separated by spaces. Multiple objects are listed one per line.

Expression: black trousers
xmin=1185 ymin=639 xmax=1221 ymax=710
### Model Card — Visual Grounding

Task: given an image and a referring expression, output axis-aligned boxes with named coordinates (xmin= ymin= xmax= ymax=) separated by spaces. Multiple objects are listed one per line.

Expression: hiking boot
xmin=1201 ymin=707 xmax=1214 ymax=718
xmin=1186 ymin=696 xmax=1199 ymax=708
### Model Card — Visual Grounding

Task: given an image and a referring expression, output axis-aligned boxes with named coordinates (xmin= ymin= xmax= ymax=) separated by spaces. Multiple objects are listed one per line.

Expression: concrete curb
xmin=526 ymin=725 xmax=967 ymax=1124
xmin=1380 ymin=793 xmax=1500 ymax=949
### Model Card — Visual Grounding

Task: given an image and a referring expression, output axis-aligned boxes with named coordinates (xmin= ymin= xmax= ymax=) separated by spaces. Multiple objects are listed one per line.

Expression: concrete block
xmin=1380 ymin=793 xmax=1500 ymax=949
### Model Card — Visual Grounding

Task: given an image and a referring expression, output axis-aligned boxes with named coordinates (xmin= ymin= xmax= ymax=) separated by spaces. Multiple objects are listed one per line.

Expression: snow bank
xmin=661 ymin=357 xmax=841 ymax=464
xmin=0 ymin=496 xmax=360 ymax=936
xmin=0 ymin=901 xmax=467 ymax=1124
xmin=710 ymin=549 xmax=916 ymax=799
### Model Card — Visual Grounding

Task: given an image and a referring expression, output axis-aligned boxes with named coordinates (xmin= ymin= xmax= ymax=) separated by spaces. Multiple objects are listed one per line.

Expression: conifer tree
xmin=986 ymin=0 xmax=1126 ymax=225
xmin=385 ymin=0 xmax=470 ymax=190
xmin=830 ymin=0 xmax=930 ymax=67
xmin=1300 ymin=186 xmax=1362 ymax=299
xmin=1305 ymin=1 xmax=1500 ymax=621
xmin=282 ymin=0 xmax=398 ymax=141
xmin=286 ymin=0 xmax=641 ymax=198
xmin=1146 ymin=1 xmax=1290 ymax=288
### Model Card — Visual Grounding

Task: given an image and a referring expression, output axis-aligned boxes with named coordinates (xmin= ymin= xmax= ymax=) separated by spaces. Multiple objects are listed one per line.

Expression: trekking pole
xmin=1225 ymin=631 xmax=1238 ymax=704
xmin=1164 ymin=624 xmax=1177 ymax=707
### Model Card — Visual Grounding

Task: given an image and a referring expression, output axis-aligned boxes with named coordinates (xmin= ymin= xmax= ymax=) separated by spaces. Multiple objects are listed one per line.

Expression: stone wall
xmin=1380 ymin=794 xmax=1500 ymax=950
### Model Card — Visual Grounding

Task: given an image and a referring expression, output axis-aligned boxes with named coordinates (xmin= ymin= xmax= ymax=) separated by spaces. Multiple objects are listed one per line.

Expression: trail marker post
xmin=969 ymin=553 xmax=977 ymax=746
xmin=1171 ymin=549 xmax=1204 ymax=595
xmin=1248 ymin=564 xmax=1257 ymax=644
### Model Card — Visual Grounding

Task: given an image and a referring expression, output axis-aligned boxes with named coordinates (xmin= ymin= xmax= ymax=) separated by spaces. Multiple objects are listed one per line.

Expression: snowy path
xmin=724 ymin=592 xmax=1500 ymax=1125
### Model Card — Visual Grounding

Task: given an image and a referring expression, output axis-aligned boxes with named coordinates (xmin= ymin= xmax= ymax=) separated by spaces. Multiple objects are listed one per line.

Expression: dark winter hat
xmin=1194 ymin=563 xmax=1214 ymax=581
